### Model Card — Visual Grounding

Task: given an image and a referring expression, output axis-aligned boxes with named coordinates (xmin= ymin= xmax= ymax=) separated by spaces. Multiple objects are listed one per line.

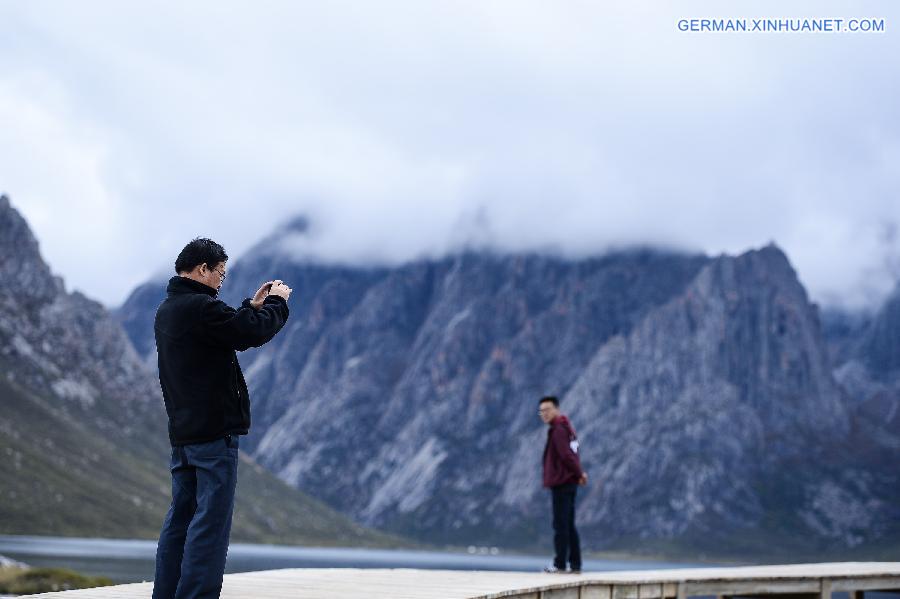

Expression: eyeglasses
xmin=213 ymin=267 xmax=227 ymax=282
xmin=538 ymin=408 xmax=554 ymax=414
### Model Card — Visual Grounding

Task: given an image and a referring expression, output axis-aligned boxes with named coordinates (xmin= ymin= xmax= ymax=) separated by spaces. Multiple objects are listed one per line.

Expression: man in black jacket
xmin=152 ymin=238 xmax=290 ymax=599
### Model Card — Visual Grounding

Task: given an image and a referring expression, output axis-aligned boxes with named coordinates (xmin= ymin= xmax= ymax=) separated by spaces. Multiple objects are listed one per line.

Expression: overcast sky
xmin=1 ymin=1 xmax=898 ymax=309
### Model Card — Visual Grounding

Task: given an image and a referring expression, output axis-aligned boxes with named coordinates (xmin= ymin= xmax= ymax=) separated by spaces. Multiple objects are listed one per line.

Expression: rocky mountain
xmin=826 ymin=282 xmax=900 ymax=555
xmin=116 ymin=216 xmax=900 ymax=559
xmin=826 ymin=284 xmax=900 ymax=445
xmin=552 ymin=248 xmax=898 ymax=555
xmin=857 ymin=286 xmax=900 ymax=379
xmin=0 ymin=195 xmax=400 ymax=547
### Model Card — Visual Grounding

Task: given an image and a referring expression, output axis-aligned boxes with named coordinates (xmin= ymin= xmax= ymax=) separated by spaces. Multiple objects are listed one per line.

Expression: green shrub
xmin=0 ymin=566 xmax=113 ymax=594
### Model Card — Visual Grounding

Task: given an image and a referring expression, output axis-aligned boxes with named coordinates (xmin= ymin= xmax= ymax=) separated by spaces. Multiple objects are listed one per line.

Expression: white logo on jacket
xmin=569 ymin=440 xmax=579 ymax=454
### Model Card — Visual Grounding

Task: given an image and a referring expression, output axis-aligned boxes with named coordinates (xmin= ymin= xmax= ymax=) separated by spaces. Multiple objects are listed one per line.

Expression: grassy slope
xmin=0 ymin=375 xmax=404 ymax=548
xmin=0 ymin=565 xmax=112 ymax=595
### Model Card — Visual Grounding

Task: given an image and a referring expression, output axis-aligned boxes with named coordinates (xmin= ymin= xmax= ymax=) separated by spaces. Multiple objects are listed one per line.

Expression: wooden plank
xmin=686 ymin=579 xmax=820 ymax=597
xmin=834 ymin=578 xmax=900 ymax=592
xmin=639 ymin=584 xmax=664 ymax=599
xmin=17 ymin=563 xmax=900 ymax=599
xmin=613 ymin=585 xmax=640 ymax=599
xmin=582 ymin=585 xmax=612 ymax=599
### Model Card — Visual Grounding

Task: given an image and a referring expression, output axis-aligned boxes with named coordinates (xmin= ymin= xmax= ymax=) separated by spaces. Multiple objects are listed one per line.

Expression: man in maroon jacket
xmin=539 ymin=395 xmax=588 ymax=573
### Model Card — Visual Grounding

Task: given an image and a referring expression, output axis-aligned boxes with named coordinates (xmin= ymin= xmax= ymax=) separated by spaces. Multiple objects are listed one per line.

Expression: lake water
xmin=0 ymin=535 xmax=706 ymax=584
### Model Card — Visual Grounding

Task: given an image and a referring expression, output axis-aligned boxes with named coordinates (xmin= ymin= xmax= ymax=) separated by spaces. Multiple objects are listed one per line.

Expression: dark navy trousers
xmin=551 ymin=482 xmax=581 ymax=571
xmin=153 ymin=435 xmax=239 ymax=599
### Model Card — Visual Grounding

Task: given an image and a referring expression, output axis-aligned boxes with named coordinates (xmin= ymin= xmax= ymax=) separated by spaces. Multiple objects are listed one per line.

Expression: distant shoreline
xmin=0 ymin=535 xmax=706 ymax=584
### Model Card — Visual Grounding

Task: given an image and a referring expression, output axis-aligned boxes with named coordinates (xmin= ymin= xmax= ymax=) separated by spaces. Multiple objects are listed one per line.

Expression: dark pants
xmin=551 ymin=483 xmax=581 ymax=571
xmin=153 ymin=436 xmax=239 ymax=599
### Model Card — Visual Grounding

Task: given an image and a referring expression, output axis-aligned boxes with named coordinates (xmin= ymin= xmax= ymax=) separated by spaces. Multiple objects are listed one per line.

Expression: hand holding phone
xmin=250 ymin=281 xmax=275 ymax=309
xmin=268 ymin=280 xmax=292 ymax=301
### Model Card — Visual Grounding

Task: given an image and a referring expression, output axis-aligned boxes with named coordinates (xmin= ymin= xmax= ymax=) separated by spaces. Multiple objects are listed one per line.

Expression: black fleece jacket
xmin=154 ymin=276 xmax=289 ymax=446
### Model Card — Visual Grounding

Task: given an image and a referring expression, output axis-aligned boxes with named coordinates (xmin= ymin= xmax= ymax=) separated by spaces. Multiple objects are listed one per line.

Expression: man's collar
xmin=167 ymin=275 xmax=218 ymax=297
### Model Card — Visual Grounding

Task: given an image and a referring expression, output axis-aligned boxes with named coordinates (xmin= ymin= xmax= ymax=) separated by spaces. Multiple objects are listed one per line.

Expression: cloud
xmin=0 ymin=1 xmax=898 ymax=309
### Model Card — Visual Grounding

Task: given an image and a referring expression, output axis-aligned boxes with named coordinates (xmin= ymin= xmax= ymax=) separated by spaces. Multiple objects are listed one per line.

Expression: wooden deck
xmin=20 ymin=562 xmax=900 ymax=599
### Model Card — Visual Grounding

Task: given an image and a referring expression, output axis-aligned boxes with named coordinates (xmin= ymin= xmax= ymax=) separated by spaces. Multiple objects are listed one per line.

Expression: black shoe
xmin=569 ymin=568 xmax=582 ymax=574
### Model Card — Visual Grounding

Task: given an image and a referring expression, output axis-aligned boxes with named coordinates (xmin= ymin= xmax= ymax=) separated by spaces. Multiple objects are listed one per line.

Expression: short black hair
xmin=539 ymin=395 xmax=559 ymax=407
xmin=175 ymin=238 xmax=228 ymax=274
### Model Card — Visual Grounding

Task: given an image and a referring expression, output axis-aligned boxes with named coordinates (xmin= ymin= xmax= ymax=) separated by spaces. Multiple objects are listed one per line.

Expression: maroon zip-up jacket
xmin=542 ymin=414 xmax=584 ymax=488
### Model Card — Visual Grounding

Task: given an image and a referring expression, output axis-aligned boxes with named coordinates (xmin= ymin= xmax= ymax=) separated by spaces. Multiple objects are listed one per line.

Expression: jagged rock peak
xmin=281 ymin=214 xmax=311 ymax=235
xmin=858 ymin=280 xmax=900 ymax=378
xmin=241 ymin=214 xmax=312 ymax=262
xmin=0 ymin=195 xmax=62 ymax=301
